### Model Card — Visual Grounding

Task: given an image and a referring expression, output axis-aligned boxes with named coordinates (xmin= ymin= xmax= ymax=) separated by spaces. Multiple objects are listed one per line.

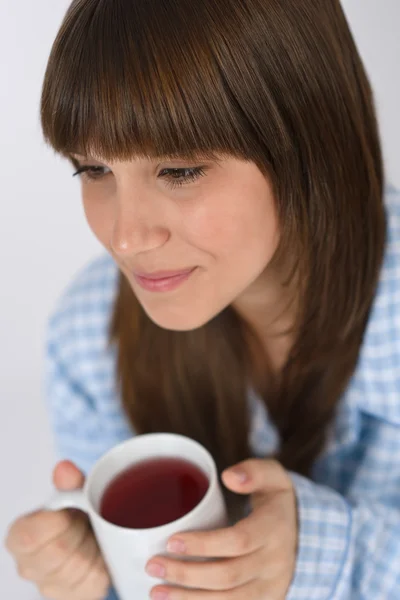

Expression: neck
xmin=233 ymin=265 xmax=298 ymax=372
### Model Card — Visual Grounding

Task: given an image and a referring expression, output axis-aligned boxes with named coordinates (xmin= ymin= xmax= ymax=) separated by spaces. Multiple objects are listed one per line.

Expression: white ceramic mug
xmin=46 ymin=433 xmax=228 ymax=599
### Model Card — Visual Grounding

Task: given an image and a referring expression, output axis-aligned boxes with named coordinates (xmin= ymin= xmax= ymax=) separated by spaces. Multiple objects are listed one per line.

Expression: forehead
xmin=68 ymin=150 xmax=228 ymax=165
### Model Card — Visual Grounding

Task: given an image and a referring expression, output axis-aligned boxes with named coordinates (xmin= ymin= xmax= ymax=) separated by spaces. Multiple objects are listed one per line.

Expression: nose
xmin=110 ymin=192 xmax=170 ymax=258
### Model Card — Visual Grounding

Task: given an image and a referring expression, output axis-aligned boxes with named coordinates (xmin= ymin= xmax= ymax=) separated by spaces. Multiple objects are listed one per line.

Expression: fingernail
xmin=229 ymin=468 xmax=248 ymax=483
xmin=151 ymin=592 xmax=169 ymax=600
xmin=167 ymin=538 xmax=186 ymax=554
xmin=146 ymin=561 xmax=166 ymax=578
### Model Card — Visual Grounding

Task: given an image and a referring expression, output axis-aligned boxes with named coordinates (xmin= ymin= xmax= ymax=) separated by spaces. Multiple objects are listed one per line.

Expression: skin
xmin=75 ymin=154 xmax=284 ymax=334
xmin=5 ymin=154 xmax=298 ymax=599
xmin=5 ymin=461 xmax=110 ymax=600
xmin=148 ymin=460 xmax=297 ymax=600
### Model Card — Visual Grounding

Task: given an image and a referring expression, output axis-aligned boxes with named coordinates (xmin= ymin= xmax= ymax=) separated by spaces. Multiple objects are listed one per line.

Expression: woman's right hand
xmin=4 ymin=460 xmax=111 ymax=600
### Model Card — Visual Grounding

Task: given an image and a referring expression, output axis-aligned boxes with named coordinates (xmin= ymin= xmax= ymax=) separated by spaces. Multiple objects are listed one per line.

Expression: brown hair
xmin=40 ymin=0 xmax=386 ymax=499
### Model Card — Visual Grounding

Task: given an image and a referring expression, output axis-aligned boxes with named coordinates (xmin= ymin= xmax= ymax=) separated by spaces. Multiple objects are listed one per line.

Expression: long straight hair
xmin=40 ymin=0 xmax=385 ymax=497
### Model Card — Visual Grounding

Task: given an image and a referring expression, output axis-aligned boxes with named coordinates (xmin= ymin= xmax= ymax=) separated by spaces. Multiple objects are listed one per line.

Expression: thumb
xmin=52 ymin=460 xmax=85 ymax=491
xmin=221 ymin=459 xmax=292 ymax=495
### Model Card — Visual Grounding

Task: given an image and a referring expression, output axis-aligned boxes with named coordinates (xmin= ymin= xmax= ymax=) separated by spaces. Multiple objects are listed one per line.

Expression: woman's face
xmin=72 ymin=153 xmax=280 ymax=330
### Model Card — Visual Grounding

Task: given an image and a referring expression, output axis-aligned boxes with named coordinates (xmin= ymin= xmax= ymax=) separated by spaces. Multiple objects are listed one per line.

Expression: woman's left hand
xmin=146 ymin=459 xmax=298 ymax=600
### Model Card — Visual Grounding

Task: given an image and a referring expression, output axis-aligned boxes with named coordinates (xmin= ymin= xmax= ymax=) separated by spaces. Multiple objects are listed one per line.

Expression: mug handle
xmin=45 ymin=490 xmax=90 ymax=513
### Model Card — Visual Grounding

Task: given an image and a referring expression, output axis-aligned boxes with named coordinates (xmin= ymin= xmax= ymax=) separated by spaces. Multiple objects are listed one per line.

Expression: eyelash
xmin=72 ymin=165 xmax=207 ymax=189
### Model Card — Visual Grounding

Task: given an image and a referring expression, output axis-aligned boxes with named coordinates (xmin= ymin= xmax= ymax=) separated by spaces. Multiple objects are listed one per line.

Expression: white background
xmin=0 ymin=1 xmax=399 ymax=597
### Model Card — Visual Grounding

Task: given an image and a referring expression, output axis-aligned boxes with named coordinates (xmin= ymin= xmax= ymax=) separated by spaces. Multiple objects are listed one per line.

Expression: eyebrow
xmin=66 ymin=150 xmax=226 ymax=168
xmin=66 ymin=155 xmax=81 ymax=170
xmin=66 ymin=152 xmax=108 ymax=170
xmin=68 ymin=152 xmax=96 ymax=161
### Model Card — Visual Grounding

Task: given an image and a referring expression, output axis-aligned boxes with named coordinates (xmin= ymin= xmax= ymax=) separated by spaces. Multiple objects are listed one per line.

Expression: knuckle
xmin=57 ymin=535 xmax=96 ymax=584
xmin=198 ymin=540 xmax=208 ymax=556
xmin=273 ymin=507 xmax=287 ymax=529
xmin=223 ymin=564 xmax=241 ymax=587
xmin=193 ymin=536 xmax=208 ymax=556
xmin=173 ymin=562 xmax=189 ymax=585
xmin=17 ymin=562 xmax=34 ymax=581
xmin=266 ymin=530 xmax=281 ymax=552
xmin=63 ymin=548 xmax=91 ymax=579
xmin=269 ymin=553 xmax=286 ymax=578
xmin=268 ymin=527 xmax=287 ymax=554
xmin=232 ymin=526 xmax=251 ymax=554
xmin=258 ymin=545 xmax=286 ymax=581
xmin=39 ymin=583 xmax=57 ymax=599
xmin=9 ymin=511 xmax=72 ymax=555
xmin=254 ymin=579 xmax=270 ymax=599
xmin=85 ymin=561 xmax=111 ymax=592
xmin=12 ymin=520 xmax=37 ymax=553
xmin=51 ymin=535 xmax=71 ymax=561
xmin=79 ymin=550 xmax=96 ymax=573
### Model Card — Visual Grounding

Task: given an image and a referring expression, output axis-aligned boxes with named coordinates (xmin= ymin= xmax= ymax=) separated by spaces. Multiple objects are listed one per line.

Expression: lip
xmin=133 ymin=267 xmax=197 ymax=292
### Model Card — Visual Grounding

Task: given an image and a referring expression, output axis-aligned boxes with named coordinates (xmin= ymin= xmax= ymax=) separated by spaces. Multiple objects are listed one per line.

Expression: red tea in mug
xmin=100 ymin=457 xmax=209 ymax=529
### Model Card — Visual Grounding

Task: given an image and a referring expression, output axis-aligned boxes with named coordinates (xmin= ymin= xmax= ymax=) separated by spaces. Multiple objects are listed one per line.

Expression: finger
xmin=68 ymin=551 xmax=111 ymax=599
xmin=17 ymin=512 xmax=89 ymax=581
xmin=222 ymin=459 xmax=291 ymax=496
xmin=41 ymin=525 xmax=101 ymax=589
xmin=150 ymin=578 xmax=267 ymax=600
xmin=6 ymin=509 xmax=74 ymax=557
xmin=38 ymin=553 xmax=110 ymax=600
xmin=53 ymin=461 xmax=85 ymax=491
xmin=146 ymin=548 xmax=267 ymax=590
xmin=167 ymin=509 xmax=271 ymax=558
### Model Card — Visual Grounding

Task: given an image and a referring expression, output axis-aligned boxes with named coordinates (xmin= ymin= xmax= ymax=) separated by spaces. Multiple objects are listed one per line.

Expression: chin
xmin=141 ymin=304 xmax=217 ymax=332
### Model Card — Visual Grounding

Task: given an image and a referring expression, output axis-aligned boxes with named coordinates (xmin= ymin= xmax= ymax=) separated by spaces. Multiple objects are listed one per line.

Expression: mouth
xmin=132 ymin=267 xmax=197 ymax=293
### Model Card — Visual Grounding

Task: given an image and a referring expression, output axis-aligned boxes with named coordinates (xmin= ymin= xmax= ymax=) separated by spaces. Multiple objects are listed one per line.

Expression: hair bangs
xmin=40 ymin=0 xmax=266 ymax=164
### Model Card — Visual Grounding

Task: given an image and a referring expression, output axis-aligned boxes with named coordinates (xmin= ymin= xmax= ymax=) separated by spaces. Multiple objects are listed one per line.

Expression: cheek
xmin=82 ymin=195 xmax=113 ymax=248
xmin=186 ymin=192 xmax=279 ymax=269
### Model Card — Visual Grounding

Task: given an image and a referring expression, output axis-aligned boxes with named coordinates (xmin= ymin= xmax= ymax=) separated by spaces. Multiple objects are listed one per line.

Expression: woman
xmin=5 ymin=0 xmax=400 ymax=598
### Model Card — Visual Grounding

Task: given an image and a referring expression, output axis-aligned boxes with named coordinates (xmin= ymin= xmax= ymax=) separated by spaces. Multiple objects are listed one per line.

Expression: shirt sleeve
xmin=45 ymin=333 xmax=110 ymax=476
xmin=286 ymin=472 xmax=400 ymax=599
xmin=45 ymin=320 xmax=122 ymax=600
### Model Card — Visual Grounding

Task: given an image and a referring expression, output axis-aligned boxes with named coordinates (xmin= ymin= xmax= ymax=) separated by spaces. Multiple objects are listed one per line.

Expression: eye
xmin=159 ymin=167 xmax=207 ymax=189
xmin=72 ymin=165 xmax=111 ymax=182
xmin=72 ymin=164 xmax=208 ymax=187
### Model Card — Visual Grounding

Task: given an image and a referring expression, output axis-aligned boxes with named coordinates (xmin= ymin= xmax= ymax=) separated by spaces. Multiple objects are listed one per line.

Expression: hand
xmin=146 ymin=459 xmax=298 ymax=600
xmin=5 ymin=461 xmax=111 ymax=600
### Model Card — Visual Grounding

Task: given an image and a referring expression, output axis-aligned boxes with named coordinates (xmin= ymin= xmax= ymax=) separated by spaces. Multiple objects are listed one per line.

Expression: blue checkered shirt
xmin=45 ymin=186 xmax=400 ymax=599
